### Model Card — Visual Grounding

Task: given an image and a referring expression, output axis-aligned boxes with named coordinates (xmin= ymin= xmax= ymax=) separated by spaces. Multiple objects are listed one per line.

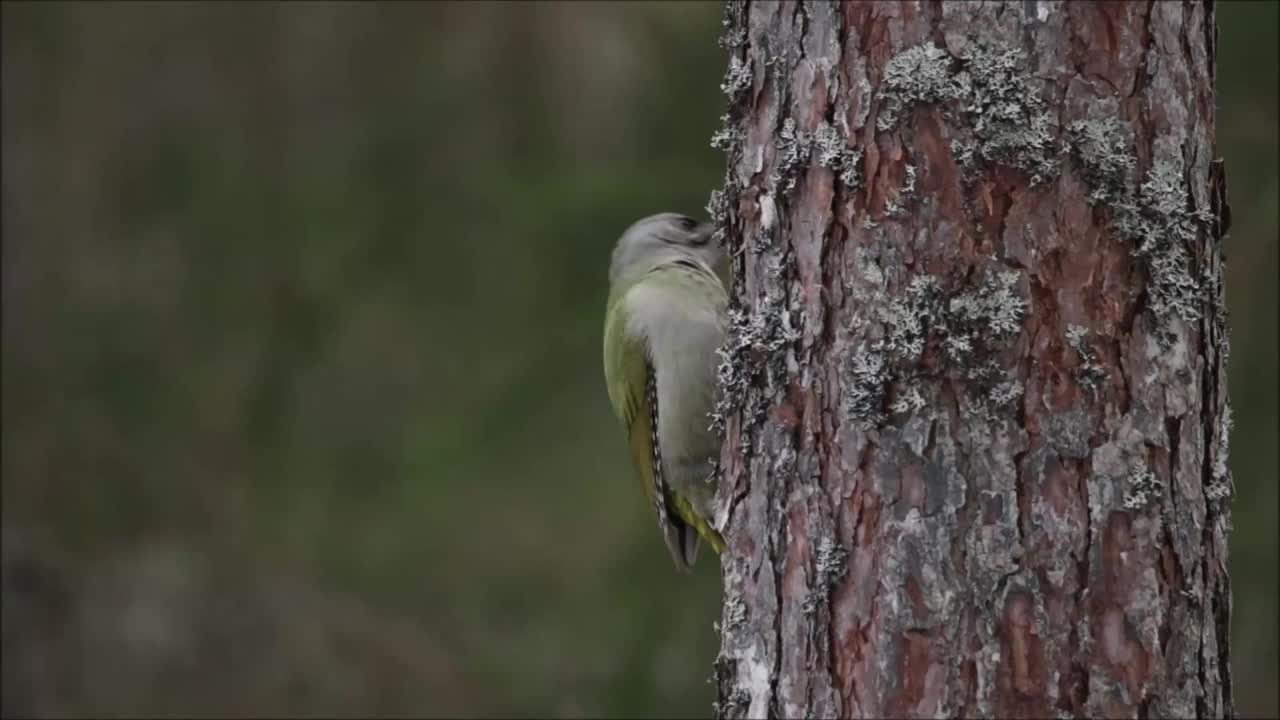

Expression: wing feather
xmin=604 ymin=288 xmax=694 ymax=570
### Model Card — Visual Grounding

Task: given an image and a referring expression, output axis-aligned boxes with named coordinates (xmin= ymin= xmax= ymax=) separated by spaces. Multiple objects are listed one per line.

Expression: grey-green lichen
xmin=712 ymin=257 xmax=799 ymax=444
xmin=718 ymin=0 xmax=746 ymax=46
xmin=886 ymin=275 xmax=941 ymax=358
xmin=714 ymin=300 xmax=792 ymax=437
xmin=773 ymin=118 xmax=807 ymax=194
xmin=1121 ymin=463 xmax=1163 ymax=511
xmin=844 ymin=265 xmax=942 ymax=427
xmin=1046 ymin=407 xmax=1092 ymax=459
xmin=1205 ymin=404 xmax=1234 ymax=505
xmin=953 ymin=42 xmax=1058 ymax=184
xmin=764 ymin=49 xmax=792 ymax=84
xmin=1066 ymin=324 xmax=1108 ymax=393
xmin=1068 ymin=123 xmax=1213 ymax=349
xmin=877 ymin=41 xmax=1058 ymax=184
xmin=813 ymin=121 xmax=863 ymax=190
xmin=979 ymin=373 xmax=1025 ymax=414
xmin=1112 ymin=156 xmax=1213 ymax=341
xmin=718 ymin=25 xmax=746 ymax=51
xmin=890 ymin=385 xmax=927 ymax=415
xmin=942 ymin=267 xmax=1027 ymax=363
xmin=884 ymin=162 xmax=917 ymax=218
xmin=960 ymin=360 xmax=1025 ymax=423
xmin=706 ymin=187 xmax=732 ymax=247
xmin=720 ymin=55 xmax=753 ymax=103
xmin=877 ymin=43 xmax=956 ymax=131
xmin=711 ymin=113 xmax=743 ymax=152
xmin=771 ymin=118 xmax=863 ymax=195
xmin=711 ymin=312 xmax=748 ymax=436
xmin=844 ymin=262 xmax=1026 ymax=428
xmin=723 ymin=592 xmax=748 ymax=630
xmin=802 ymin=535 xmax=849 ymax=615
xmin=855 ymin=248 xmax=885 ymax=285
xmin=1068 ymin=116 xmax=1137 ymax=204
xmin=845 ymin=350 xmax=893 ymax=428
xmin=814 ymin=535 xmax=848 ymax=583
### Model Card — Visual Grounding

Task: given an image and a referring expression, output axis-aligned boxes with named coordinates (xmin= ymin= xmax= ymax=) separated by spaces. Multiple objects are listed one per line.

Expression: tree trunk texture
xmin=708 ymin=1 xmax=1233 ymax=718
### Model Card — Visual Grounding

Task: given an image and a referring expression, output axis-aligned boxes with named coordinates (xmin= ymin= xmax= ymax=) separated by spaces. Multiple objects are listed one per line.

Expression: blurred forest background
xmin=1 ymin=1 xmax=1275 ymax=718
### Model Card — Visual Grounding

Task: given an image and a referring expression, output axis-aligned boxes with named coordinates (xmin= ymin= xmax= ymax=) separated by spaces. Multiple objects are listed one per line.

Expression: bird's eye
xmin=675 ymin=216 xmax=698 ymax=231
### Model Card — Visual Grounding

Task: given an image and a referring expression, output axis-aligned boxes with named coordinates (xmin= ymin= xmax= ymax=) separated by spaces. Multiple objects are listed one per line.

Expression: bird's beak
xmin=696 ymin=221 xmax=716 ymax=245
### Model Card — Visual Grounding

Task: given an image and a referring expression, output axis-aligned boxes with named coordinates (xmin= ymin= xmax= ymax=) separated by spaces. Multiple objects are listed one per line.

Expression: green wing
xmin=604 ymin=291 xmax=677 ymax=561
xmin=604 ymin=288 xmax=720 ymax=570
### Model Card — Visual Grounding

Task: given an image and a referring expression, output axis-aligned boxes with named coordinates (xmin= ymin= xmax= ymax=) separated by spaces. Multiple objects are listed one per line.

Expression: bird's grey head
xmin=608 ymin=212 xmax=724 ymax=287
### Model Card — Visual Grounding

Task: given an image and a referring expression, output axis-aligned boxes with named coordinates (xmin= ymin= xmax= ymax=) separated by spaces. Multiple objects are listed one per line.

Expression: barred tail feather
xmin=645 ymin=361 xmax=724 ymax=571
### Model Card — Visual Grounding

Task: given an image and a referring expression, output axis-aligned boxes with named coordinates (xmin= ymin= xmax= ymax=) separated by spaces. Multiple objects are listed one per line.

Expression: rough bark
xmin=708 ymin=1 xmax=1233 ymax=718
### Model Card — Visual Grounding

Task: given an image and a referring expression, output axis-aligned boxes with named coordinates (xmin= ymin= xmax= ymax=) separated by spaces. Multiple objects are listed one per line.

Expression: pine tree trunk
xmin=708 ymin=2 xmax=1233 ymax=718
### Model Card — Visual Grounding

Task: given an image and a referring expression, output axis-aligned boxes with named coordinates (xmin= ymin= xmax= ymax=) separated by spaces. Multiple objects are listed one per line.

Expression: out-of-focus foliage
xmin=1217 ymin=3 xmax=1280 ymax=717
xmin=0 ymin=1 xmax=1274 ymax=717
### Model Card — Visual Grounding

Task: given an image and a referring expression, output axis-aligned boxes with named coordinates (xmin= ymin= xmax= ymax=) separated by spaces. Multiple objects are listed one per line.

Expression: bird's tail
xmin=671 ymin=493 xmax=726 ymax=556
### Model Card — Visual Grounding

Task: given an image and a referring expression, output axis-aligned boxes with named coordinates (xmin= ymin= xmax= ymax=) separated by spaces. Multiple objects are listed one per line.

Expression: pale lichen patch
xmin=890 ymin=385 xmax=927 ymax=416
xmin=1070 ymin=135 xmax=1214 ymax=349
xmin=877 ymin=41 xmax=1057 ymax=184
xmin=713 ymin=251 xmax=799 ymax=443
xmin=803 ymin=535 xmax=850 ymax=615
xmin=773 ymin=117 xmax=807 ymax=194
xmin=1205 ymin=404 xmax=1234 ymax=506
xmin=943 ymin=268 xmax=1027 ymax=362
xmin=1066 ymin=324 xmax=1108 ymax=394
xmin=843 ymin=269 xmax=942 ymax=427
xmin=843 ymin=266 xmax=1026 ymax=428
xmin=1117 ymin=157 xmax=1213 ymax=337
xmin=941 ymin=268 xmax=1029 ymax=427
xmin=706 ymin=187 xmax=732 ymax=248
xmin=1121 ymin=464 xmax=1163 ymax=512
xmin=1068 ymin=115 xmax=1136 ymax=204
xmin=1046 ymin=407 xmax=1092 ymax=459
xmin=855 ymin=247 xmax=885 ymax=286
xmin=844 ymin=350 xmax=892 ymax=429
xmin=985 ymin=377 xmax=1025 ymax=410
xmin=813 ymin=121 xmax=863 ymax=190
xmin=962 ymin=362 xmax=1024 ymax=424
xmin=719 ymin=27 xmax=746 ymax=51
xmin=721 ymin=55 xmax=753 ymax=103
xmin=769 ymin=118 xmax=863 ymax=196
xmin=884 ymin=162 xmax=918 ymax=218
xmin=881 ymin=274 xmax=941 ymax=361
xmin=814 ymin=535 xmax=848 ymax=585
xmin=877 ymin=43 xmax=957 ymax=131
xmin=711 ymin=113 xmax=743 ymax=152
xmin=952 ymin=42 xmax=1058 ymax=184
xmin=713 ymin=294 xmax=798 ymax=440
xmin=724 ymin=594 xmax=748 ymax=630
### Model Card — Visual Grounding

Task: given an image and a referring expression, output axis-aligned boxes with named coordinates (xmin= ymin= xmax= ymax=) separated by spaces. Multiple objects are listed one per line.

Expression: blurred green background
xmin=1 ymin=1 xmax=1274 ymax=717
